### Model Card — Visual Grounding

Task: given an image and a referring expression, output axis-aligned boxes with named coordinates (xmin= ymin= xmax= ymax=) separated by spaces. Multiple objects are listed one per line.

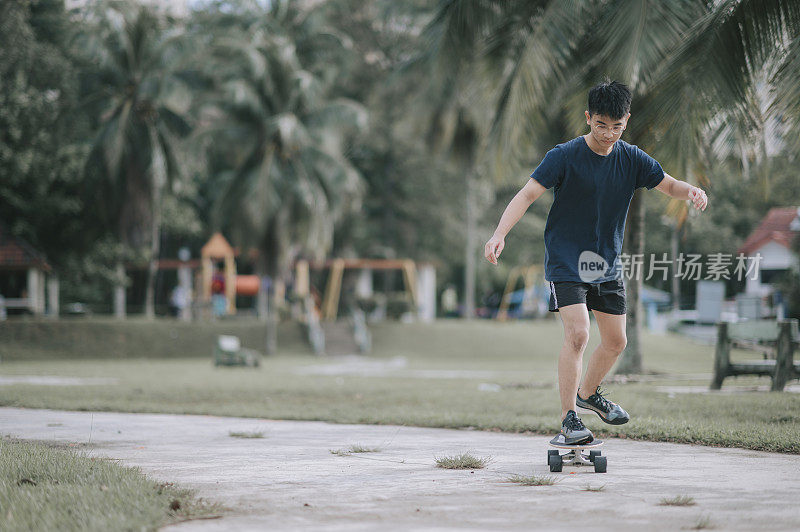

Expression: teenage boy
xmin=484 ymin=80 xmax=708 ymax=444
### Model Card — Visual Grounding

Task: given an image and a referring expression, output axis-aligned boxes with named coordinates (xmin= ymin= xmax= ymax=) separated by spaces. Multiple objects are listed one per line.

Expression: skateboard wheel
xmin=547 ymin=449 xmax=558 ymax=464
xmin=593 ymin=456 xmax=607 ymax=473
xmin=548 ymin=454 xmax=562 ymax=472
xmin=589 ymin=450 xmax=601 ymax=463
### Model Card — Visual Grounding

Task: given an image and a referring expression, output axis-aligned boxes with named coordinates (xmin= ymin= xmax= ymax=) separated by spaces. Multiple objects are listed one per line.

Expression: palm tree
xmin=425 ymin=0 xmax=800 ymax=372
xmin=77 ymin=1 xmax=192 ymax=318
xmin=411 ymin=5 xmax=502 ymax=318
xmin=601 ymin=0 xmax=800 ymax=372
xmin=196 ymin=3 xmax=366 ymax=352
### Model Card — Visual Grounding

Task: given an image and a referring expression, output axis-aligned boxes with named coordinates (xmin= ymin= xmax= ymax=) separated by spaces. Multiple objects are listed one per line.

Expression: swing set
xmin=294 ymin=258 xmax=420 ymax=321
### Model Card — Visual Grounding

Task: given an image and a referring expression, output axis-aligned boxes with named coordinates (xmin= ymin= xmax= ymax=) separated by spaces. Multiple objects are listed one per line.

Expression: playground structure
xmin=147 ymin=234 xmax=437 ymax=328
xmin=189 ymin=234 xmax=439 ymax=324
xmin=292 ymin=258 xmax=436 ymax=355
xmin=295 ymin=258 xmax=436 ymax=322
xmin=1 ymin=223 xmax=437 ymax=333
xmin=199 ymin=232 xmax=239 ymax=317
xmin=153 ymin=233 xmax=260 ymax=320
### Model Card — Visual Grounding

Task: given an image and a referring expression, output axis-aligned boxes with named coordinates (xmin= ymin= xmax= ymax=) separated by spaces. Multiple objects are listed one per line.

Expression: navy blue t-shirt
xmin=530 ymin=136 xmax=664 ymax=283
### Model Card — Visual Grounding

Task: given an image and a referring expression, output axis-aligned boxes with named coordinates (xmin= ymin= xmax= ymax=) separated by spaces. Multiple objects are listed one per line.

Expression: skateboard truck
xmin=548 ymin=434 xmax=607 ymax=473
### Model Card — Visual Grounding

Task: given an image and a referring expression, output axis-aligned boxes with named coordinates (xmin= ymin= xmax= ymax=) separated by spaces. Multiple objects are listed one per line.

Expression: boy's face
xmin=585 ymin=111 xmax=630 ymax=147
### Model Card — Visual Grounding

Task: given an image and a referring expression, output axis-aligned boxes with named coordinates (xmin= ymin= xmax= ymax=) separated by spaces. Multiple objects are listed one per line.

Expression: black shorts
xmin=548 ymin=279 xmax=626 ymax=315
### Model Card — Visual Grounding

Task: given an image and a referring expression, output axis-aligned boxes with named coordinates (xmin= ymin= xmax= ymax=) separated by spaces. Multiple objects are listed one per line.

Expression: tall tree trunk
xmin=255 ymin=252 xmax=277 ymax=355
xmin=671 ymin=222 xmax=680 ymax=313
xmin=144 ymin=132 xmax=165 ymax=319
xmin=262 ymin=211 xmax=289 ymax=355
xmin=463 ymin=171 xmax=477 ymax=318
xmin=117 ymin=157 xmax=147 ymax=320
xmin=616 ymin=190 xmax=644 ymax=374
xmin=381 ymin=157 xmax=396 ymax=295
xmin=114 ymin=261 xmax=126 ymax=319
xmin=256 ymin=254 xmax=268 ymax=321
xmin=265 ymin=282 xmax=278 ymax=355
xmin=144 ymin=206 xmax=160 ymax=319
xmin=739 ymin=135 xmax=750 ymax=180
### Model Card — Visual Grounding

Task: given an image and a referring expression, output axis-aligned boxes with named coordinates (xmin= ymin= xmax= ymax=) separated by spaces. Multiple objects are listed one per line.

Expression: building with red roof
xmin=0 ymin=223 xmax=58 ymax=317
xmin=737 ymin=207 xmax=800 ymax=296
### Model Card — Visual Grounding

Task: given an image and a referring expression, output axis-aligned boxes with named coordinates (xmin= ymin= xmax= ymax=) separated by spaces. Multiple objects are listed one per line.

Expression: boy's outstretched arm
xmin=484 ymin=178 xmax=548 ymax=265
xmin=655 ymin=172 xmax=708 ymax=211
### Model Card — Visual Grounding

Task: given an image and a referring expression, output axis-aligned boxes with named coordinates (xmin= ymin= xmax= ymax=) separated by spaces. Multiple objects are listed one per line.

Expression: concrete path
xmin=2 ymin=407 xmax=799 ymax=531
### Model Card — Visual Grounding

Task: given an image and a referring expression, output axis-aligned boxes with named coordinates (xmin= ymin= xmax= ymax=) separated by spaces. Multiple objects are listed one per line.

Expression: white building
xmin=738 ymin=206 xmax=800 ymax=296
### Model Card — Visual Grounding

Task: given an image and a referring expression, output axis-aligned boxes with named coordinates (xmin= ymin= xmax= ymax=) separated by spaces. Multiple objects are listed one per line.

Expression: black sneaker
xmin=577 ymin=386 xmax=630 ymax=425
xmin=560 ymin=410 xmax=594 ymax=445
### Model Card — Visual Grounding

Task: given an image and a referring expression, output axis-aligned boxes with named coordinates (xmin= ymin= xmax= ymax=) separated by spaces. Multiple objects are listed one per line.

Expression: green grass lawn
xmin=1 ymin=318 xmax=799 ymax=453
xmin=0 ymin=436 xmax=225 ymax=531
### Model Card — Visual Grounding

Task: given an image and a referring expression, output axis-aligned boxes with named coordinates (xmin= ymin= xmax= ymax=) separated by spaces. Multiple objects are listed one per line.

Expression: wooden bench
xmin=711 ymin=319 xmax=800 ymax=391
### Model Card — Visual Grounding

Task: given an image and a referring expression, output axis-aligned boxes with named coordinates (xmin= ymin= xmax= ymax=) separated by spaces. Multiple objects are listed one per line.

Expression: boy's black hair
xmin=587 ymin=80 xmax=631 ymax=119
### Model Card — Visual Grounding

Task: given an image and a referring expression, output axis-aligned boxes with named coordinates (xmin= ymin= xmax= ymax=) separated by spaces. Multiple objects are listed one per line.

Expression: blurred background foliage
xmin=1 ymin=0 xmax=799 ymax=314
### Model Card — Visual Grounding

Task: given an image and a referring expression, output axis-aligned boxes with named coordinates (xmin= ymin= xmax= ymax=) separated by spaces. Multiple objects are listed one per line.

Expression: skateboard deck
xmin=548 ymin=434 xmax=604 ymax=449
xmin=547 ymin=434 xmax=607 ymax=472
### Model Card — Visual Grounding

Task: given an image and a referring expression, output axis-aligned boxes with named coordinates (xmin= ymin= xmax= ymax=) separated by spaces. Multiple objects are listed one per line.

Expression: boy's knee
xmin=603 ymin=335 xmax=627 ymax=354
xmin=565 ymin=327 xmax=590 ymax=352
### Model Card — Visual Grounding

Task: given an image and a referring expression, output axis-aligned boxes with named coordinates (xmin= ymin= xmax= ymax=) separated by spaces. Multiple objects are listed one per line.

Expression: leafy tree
xmin=317 ymin=0 xmax=473 ymax=315
xmin=0 ymin=0 xmax=115 ymax=313
xmin=75 ymin=1 xmax=193 ymax=318
xmin=191 ymin=1 xmax=366 ymax=351
xmin=424 ymin=0 xmax=800 ymax=372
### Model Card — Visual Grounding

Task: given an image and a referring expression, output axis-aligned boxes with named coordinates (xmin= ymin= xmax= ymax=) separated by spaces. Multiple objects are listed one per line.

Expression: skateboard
xmin=548 ymin=434 xmax=606 ymax=473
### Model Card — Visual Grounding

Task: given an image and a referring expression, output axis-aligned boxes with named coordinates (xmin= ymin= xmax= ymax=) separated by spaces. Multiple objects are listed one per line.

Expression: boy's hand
xmin=484 ymin=236 xmax=505 ymax=265
xmin=688 ymin=186 xmax=708 ymax=211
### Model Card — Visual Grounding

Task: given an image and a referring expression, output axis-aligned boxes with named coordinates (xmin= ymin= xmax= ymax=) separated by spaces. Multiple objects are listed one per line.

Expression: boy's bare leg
xmin=580 ymin=310 xmax=627 ymax=396
xmin=556 ymin=304 xmax=591 ymax=420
